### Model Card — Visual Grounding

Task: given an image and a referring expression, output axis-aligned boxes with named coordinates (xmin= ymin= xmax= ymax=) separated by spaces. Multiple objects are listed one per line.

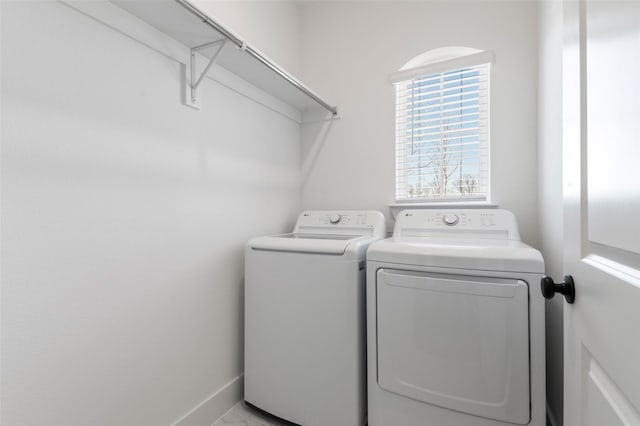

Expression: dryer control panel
xmin=394 ymin=209 xmax=521 ymax=240
xmin=293 ymin=210 xmax=386 ymax=238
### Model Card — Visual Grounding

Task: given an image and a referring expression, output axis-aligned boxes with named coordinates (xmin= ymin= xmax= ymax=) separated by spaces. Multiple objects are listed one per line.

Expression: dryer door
xmin=376 ymin=269 xmax=530 ymax=425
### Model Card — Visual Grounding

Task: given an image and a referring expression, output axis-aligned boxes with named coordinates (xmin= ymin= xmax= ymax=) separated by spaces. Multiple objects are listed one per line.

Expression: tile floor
xmin=214 ymin=402 xmax=295 ymax=426
xmin=214 ymin=401 xmax=552 ymax=426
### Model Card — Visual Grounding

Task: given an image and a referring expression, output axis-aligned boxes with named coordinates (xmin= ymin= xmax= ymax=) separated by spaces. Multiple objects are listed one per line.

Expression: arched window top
xmin=400 ymin=46 xmax=484 ymax=71
xmin=391 ymin=46 xmax=493 ymax=84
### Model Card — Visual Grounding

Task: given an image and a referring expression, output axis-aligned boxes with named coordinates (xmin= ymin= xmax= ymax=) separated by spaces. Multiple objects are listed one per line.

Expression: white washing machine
xmin=245 ymin=210 xmax=385 ymax=426
xmin=367 ymin=209 xmax=546 ymax=426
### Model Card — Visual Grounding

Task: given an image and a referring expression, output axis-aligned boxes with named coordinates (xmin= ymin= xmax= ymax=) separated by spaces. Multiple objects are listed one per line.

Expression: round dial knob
xmin=329 ymin=214 xmax=342 ymax=224
xmin=443 ymin=214 xmax=459 ymax=226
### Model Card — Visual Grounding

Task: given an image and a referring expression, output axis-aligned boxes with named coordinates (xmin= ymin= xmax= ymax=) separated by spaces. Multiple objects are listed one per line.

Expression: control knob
xmin=329 ymin=214 xmax=342 ymax=224
xmin=443 ymin=214 xmax=459 ymax=226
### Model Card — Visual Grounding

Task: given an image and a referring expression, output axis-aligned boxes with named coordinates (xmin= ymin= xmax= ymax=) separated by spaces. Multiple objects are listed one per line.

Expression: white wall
xmin=193 ymin=0 xmax=301 ymax=76
xmin=538 ymin=1 xmax=564 ymax=424
xmin=0 ymin=1 xmax=300 ymax=425
xmin=298 ymin=1 xmax=540 ymax=245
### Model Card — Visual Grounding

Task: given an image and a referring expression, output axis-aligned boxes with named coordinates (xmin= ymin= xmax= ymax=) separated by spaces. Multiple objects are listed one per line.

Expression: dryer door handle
xmin=540 ymin=275 xmax=575 ymax=304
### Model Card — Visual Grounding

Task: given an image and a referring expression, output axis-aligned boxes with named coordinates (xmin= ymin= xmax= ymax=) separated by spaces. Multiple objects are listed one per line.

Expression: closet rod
xmin=174 ymin=0 xmax=338 ymax=116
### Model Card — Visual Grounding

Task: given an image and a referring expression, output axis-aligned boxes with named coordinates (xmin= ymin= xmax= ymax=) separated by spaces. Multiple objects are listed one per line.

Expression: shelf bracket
xmin=184 ymin=39 xmax=227 ymax=109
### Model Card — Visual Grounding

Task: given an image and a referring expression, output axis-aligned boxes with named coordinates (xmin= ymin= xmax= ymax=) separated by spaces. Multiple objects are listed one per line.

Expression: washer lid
xmin=249 ymin=233 xmax=368 ymax=255
xmin=248 ymin=210 xmax=386 ymax=255
xmin=367 ymin=237 xmax=544 ymax=273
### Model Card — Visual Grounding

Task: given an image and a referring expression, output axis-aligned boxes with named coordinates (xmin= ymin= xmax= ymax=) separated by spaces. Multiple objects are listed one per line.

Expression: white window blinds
xmin=394 ymin=62 xmax=490 ymax=202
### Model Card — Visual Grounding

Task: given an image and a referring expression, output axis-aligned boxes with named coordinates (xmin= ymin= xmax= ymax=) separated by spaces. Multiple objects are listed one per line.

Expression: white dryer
xmin=245 ymin=210 xmax=385 ymax=426
xmin=367 ymin=209 xmax=545 ymax=426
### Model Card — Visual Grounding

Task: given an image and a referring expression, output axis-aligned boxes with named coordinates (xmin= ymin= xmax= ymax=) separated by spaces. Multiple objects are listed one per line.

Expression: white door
xmin=562 ymin=1 xmax=640 ymax=425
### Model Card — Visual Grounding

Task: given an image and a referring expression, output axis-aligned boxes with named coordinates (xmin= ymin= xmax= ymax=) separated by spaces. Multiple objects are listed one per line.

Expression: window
xmin=393 ymin=48 xmax=492 ymax=202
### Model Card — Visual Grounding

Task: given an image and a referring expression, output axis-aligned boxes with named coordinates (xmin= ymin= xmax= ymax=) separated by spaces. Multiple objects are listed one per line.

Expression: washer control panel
xmin=394 ymin=209 xmax=521 ymax=240
xmin=293 ymin=211 xmax=386 ymax=237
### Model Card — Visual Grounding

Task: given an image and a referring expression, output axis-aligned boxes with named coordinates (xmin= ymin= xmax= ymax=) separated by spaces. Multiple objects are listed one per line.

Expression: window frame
xmin=391 ymin=50 xmax=494 ymax=204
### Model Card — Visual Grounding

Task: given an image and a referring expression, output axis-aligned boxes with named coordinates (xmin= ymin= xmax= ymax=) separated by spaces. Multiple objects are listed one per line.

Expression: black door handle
xmin=541 ymin=275 xmax=575 ymax=304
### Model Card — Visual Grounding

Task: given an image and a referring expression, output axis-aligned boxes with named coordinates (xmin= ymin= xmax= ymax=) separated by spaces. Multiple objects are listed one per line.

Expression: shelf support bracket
xmin=184 ymin=39 xmax=227 ymax=109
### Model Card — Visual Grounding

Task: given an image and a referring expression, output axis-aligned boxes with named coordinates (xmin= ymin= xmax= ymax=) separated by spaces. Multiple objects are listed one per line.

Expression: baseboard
xmin=172 ymin=375 xmax=244 ymax=426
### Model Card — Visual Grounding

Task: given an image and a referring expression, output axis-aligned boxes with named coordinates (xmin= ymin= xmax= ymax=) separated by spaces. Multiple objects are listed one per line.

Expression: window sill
xmin=389 ymin=202 xmax=498 ymax=219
